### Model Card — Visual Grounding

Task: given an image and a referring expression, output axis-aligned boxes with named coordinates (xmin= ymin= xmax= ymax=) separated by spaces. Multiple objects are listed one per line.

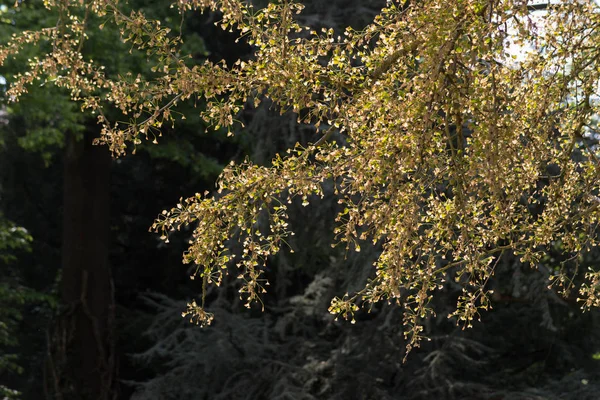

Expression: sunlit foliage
xmin=4 ymin=0 xmax=600 ymax=355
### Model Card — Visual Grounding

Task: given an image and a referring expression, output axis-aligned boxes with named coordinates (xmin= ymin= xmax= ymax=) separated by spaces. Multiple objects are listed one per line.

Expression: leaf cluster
xmin=4 ymin=0 xmax=600 ymax=355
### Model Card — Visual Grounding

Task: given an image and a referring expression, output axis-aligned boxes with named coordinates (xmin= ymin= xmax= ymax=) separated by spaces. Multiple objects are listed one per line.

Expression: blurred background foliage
xmin=1 ymin=0 xmax=600 ymax=399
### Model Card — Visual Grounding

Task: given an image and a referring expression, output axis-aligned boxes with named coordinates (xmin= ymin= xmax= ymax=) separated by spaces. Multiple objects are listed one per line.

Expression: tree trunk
xmin=46 ymin=131 xmax=115 ymax=400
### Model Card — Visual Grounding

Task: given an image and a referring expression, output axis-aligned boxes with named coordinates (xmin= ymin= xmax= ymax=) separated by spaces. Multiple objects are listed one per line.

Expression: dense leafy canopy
xmin=4 ymin=0 xmax=600 ymax=355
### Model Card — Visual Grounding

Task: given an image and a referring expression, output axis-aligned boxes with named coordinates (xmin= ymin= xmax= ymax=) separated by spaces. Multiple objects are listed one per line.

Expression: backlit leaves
xmin=4 ymin=0 xmax=600 ymax=356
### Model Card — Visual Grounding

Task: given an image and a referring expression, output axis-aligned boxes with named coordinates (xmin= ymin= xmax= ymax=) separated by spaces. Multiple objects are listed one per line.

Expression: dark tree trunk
xmin=46 ymin=131 xmax=115 ymax=400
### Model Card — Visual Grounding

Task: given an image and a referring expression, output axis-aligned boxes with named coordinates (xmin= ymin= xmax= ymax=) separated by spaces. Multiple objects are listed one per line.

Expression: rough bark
xmin=45 ymin=130 xmax=115 ymax=400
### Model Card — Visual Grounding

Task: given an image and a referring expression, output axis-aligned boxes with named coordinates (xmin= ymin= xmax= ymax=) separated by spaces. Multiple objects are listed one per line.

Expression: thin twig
xmin=313 ymin=125 xmax=336 ymax=147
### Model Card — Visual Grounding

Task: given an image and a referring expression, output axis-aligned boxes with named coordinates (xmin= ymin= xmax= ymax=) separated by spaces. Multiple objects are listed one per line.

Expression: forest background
xmin=2 ymin=0 xmax=600 ymax=399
